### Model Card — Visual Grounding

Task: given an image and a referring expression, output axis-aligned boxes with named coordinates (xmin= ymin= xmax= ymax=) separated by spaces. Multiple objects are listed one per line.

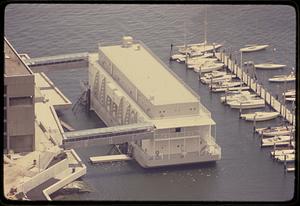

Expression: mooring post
xmin=169 ymin=43 xmax=173 ymax=61
xmin=239 ymin=102 xmax=242 ymax=117
xmin=253 ymin=113 xmax=257 ymax=133
xmin=284 ymin=154 xmax=287 ymax=173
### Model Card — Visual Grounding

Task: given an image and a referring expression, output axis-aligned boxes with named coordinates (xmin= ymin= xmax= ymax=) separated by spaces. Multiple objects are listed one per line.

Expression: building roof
xmin=4 ymin=38 xmax=33 ymax=76
xmin=100 ymin=41 xmax=198 ymax=105
xmin=151 ymin=111 xmax=215 ymax=129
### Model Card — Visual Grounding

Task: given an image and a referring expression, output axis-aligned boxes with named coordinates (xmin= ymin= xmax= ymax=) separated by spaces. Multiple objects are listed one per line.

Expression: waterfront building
xmin=89 ymin=36 xmax=221 ymax=167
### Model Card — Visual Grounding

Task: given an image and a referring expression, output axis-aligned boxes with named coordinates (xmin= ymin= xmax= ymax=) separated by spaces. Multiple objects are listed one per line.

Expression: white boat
xmin=269 ymin=73 xmax=295 ymax=82
xmin=177 ymin=7 xmax=222 ymax=55
xmin=189 ymin=52 xmax=214 ymax=58
xmin=200 ymin=74 xmax=234 ymax=84
xmin=282 ymin=89 xmax=295 ymax=97
xmin=171 ymin=53 xmax=186 ymax=61
xmin=240 ymin=111 xmax=279 ymax=121
xmin=203 ymin=71 xmax=227 ymax=79
xmin=228 ymin=98 xmax=265 ymax=109
xmin=261 ymin=141 xmax=291 ymax=148
xmin=220 ymin=91 xmax=256 ymax=103
xmin=240 ymin=44 xmax=269 ymax=52
xmin=223 ymin=86 xmax=250 ymax=92
xmin=256 ymin=125 xmax=294 ymax=136
xmin=262 ymin=135 xmax=293 ymax=145
xmin=271 ymin=149 xmax=295 ymax=157
xmin=194 ymin=62 xmax=224 ymax=73
xmin=178 ymin=43 xmax=223 ymax=55
xmin=254 ymin=63 xmax=286 ymax=69
xmin=187 ymin=57 xmax=218 ymax=66
xmin=211 ymin=82 xmax=243 ymax=92
xmin=275 ymin=154 xmax=295 ymax=162
xmin=285 ymin=96 xmax=295 ymax=102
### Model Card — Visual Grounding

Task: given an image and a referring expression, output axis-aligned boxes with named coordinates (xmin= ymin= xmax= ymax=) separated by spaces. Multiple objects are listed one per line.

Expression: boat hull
xmin=240 ymin=112 xmax=279 ymax=121
xmin=240 ymin=45 xmax=269 ymax=52
xmin=229 ymin=101 xmax=265 ymax=109
xmin=254 ymin=64 xmax=286 ymax=69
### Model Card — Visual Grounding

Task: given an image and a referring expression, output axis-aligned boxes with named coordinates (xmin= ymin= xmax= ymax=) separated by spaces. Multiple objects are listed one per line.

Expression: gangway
xmin=62 ymin=122 xmax=155 ymax=149
xmin=24 ymin=52 xmax=88 ymax=67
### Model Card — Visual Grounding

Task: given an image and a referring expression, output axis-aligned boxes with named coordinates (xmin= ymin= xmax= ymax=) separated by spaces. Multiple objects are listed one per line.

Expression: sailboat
xmin=177 ymin=6 xmax=222 ymax=55
xmin=269 ymin=72 xmax=295 ymax=82
xmin=239 ymin=44 xmax=269 ymax=52
xmin=254 ymin=47 xmax=286 ymax=69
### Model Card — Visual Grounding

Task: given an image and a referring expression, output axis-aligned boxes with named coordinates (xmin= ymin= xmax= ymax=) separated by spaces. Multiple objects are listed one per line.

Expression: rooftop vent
xmin=122 ymin=36 xmax=133 ymax=48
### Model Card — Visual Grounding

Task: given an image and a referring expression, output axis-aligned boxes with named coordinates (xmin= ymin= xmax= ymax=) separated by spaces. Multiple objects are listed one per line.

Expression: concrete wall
xmin=43 ymin=149 xmax=87 ymax=200
xmin=18 ymin=158 xmax=69 ymax=193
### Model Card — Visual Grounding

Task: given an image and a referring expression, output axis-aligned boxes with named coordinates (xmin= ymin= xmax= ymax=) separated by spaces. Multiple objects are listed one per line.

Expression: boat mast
xmin=204 ymin=5 xmax=207 ymax=45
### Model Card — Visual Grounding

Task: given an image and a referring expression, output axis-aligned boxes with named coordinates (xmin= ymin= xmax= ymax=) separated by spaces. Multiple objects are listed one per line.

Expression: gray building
xmin=4 ymin=38 xmax=35 ymax=153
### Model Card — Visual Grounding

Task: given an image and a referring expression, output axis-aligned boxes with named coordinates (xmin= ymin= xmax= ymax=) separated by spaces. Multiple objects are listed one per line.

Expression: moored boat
xmin=220 ymin=91 xmax=256 ymax=103
xmin=228 ymin=98 xmax=265 ymax=109
xmin=268 ymin=72 xmax=295 ymax=82
xmin=194 ymin=62 xmax=224 ymax=73
xmin=254 ymin=63 xmax=286 ymax=69
xmin=271 ymin=149 xmax=295 ymax=157
xmin=262 ymin=135 xmax=293 ymax=145
xmin=200 ymin=74 xmax=234 ymax=84
xmin=240 ymin=111 xmax=279 ymax=121
xmin=256 ymin=125 xmax=294 ymax=136
xmin=275 ymin=154 xmax=295 ymax=162
xmin=282 ymin=89 xmax=295 ymax=97
xmin=240 ymin=44 xmax=269 ymax=52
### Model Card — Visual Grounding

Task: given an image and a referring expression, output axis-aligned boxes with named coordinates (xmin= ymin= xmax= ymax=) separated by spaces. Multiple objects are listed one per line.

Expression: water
xmin=5 ymin=4 xmax=296 ymax=201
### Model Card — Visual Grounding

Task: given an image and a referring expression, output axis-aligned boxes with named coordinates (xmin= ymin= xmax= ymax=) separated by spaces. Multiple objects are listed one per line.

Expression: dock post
xmin=210 ymin=76 xmax=213 ymax=91
xmin=272 ymin=143 xmax=276 ymax=158
xmin=239 ymin=102 xmax=242 ymax=117
xmin=169 ymin=44 xmax=173 ymax=61
xmin=253 ymin=113 xmax=257 ymax=133
xmin=284 ymin=154 xmax=287 ymax=173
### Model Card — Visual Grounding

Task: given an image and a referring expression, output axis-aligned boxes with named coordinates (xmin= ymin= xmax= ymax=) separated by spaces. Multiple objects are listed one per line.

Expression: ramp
xmin=63 ymin=122 xmax=155 ymax=149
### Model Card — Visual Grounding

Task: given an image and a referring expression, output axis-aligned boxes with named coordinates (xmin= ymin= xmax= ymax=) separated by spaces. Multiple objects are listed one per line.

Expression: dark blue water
xmin=5 ymin=4 xmax=296 ymax=201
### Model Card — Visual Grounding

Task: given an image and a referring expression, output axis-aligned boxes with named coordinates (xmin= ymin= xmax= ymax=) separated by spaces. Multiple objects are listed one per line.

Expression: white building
xmin=89 ymin=36 xmax=221 ymax=167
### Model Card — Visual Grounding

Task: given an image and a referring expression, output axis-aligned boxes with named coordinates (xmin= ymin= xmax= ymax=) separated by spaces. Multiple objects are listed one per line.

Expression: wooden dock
xmin=215 ymin=52 xmax=295 ymax=125
xmin=89 ymin=154 xmax=132 ymax=164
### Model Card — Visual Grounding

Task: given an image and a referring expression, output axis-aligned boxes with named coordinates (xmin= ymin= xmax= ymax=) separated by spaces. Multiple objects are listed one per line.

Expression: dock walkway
xmin=215 ymin=52 xmax=295 ymax=125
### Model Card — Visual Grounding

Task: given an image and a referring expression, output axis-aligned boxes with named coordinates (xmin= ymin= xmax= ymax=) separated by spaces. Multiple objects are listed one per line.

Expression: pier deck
xmin=90 ymin=154 xmax=132 ymax=164
xmin=215 ymin=52 xmax=295 ymax=125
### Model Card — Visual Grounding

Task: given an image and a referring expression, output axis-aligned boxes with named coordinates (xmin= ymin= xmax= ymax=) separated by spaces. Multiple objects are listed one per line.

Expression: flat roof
xmin=101 ymin=42 xmax=198 ymax=105
xmin=4 ymin=38 xmax=33 ymax=76
xmin=151 ymin=112 xmax=215 ymax=129
xmin=34 ymin=73 xmax=72 ymax=109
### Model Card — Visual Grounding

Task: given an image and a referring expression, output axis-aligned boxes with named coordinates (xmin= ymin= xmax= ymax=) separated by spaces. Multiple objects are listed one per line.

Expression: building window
xmin=9 ymin=96 xmax=33 ymax=106
xmin=175 ymin=127 xmax=181 ymax=133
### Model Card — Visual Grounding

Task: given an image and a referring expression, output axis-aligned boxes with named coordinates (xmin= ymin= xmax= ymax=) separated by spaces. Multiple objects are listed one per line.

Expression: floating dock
xmin=215 ymin=52 xmax=295 ymax=125
xmin=90 ymin=154 xmax=132 ymax=164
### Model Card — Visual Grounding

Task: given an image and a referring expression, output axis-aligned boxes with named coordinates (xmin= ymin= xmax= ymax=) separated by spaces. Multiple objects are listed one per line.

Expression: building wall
xmin=141 ymin=126 xmax=208 ymax=157
xmin=89 ymin=60 xmax=141 ymax=126
xmin=4 ymin=39 xmax=35 ymax=153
